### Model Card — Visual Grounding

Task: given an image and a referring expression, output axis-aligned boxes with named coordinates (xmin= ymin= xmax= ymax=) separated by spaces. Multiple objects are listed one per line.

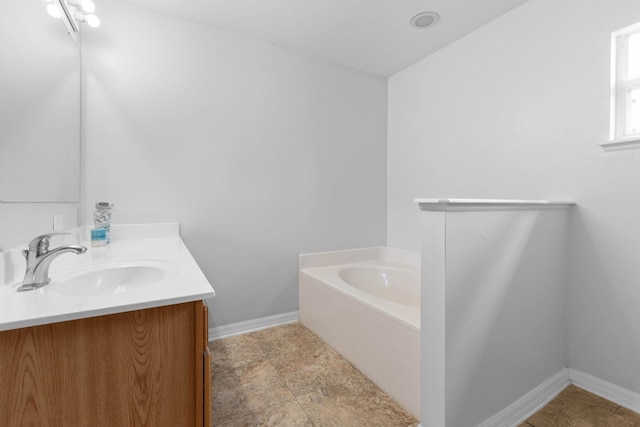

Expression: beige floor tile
xmin=296 ymin=388 xmax=417 ymax=427
xmin=607 ymin=406 xmax=640 ymax=426
xmin=213 ymin=359 xmax=294 ymax=425
xmin=270 ymin=341 xmax=360 ymax=397
xmin=526 ymin=385 xmax=619 ymax=426
xmin=210 ymin=332 xmax=269 ymax=370
xmin=212 ymin=323 xmax=417 ymax=426
xmin=255 ymin=323 xmax=326 ymax=357
xmin=219 ymin=399 xmax=313 ymax=427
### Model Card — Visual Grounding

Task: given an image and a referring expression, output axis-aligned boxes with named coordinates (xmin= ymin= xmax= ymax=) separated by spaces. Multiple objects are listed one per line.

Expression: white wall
xmin=388 ymin=0 xmax=640 ymax=400
xmin=0 ymin=204 xmax=79 ymax=251
xmin=82 ymin=0 xmax=387 ymax=328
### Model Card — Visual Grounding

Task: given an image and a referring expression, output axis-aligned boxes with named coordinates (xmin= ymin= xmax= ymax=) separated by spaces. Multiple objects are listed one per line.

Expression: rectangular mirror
xmin=0 ymin=0 xmax=81 ymax=202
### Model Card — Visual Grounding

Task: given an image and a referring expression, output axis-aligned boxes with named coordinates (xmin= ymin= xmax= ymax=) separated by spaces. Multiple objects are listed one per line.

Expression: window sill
xmin=600 ymin=136 xmax=640 ymax=152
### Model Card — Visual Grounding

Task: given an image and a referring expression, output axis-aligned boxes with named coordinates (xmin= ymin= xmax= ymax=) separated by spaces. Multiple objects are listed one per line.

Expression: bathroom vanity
xmin=0 ymin=224 xmax=214 ymax=426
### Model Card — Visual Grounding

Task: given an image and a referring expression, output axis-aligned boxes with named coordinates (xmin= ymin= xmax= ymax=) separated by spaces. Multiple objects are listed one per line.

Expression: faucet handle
xmin=26 ymin=232 xmax=71 ymax=256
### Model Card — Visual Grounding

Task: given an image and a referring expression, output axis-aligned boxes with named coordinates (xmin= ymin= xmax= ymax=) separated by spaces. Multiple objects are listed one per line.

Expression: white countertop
xmin=0 ymin=224 xmax=215 ymax=332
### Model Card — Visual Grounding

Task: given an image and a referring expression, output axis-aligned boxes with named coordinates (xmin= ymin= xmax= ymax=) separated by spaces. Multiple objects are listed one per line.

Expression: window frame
xmin=603 ymin=22 xmax=640 ymax=151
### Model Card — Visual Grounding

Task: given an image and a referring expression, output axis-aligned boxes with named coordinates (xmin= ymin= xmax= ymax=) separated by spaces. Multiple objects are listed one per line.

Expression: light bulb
xmin=47 ymin=3 xmax=61 ymax=18
xmin=81 ymin=0 xmax=95 ymax=13
xmin=86 ymin=14 xmax=100 ymax=28
xmin=68 ymin=0 xmax=95 ymax=13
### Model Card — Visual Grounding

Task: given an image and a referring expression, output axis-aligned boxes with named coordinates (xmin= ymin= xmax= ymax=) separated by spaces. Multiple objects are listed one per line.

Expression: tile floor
xmin=210 ymin=322 xmax=418 ymax=426
xmin=211 ymin=323 xmax=640 ymax=427
xmin=520 ymin=384 xmax=640 ymax=426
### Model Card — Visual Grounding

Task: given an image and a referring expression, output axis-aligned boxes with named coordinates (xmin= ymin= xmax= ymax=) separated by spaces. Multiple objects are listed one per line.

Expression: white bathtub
xmin=299 ymin=247 xmax=421 ymax=418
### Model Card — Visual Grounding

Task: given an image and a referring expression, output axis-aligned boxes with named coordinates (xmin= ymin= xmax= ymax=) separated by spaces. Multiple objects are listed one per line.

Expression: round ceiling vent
xmin=410 ymin=11 xmax=440 ymax=29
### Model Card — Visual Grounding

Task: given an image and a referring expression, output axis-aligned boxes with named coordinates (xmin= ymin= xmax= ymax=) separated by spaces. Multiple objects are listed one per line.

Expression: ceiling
xmin=121 ymin=0 xmax=530 ymax=77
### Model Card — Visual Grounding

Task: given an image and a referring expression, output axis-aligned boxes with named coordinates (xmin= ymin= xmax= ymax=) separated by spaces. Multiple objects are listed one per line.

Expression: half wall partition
xmin=417 ymin=199 xmax=574 ymax=426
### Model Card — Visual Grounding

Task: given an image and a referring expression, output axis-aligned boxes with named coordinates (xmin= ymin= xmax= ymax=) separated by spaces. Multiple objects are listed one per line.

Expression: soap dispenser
xmin=93 ymin=202 xmax=113 ymax=244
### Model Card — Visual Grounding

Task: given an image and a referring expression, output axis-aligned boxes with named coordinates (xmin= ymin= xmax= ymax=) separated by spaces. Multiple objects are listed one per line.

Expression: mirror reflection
xmin=0 ymin=0 xmax=81 ymax=202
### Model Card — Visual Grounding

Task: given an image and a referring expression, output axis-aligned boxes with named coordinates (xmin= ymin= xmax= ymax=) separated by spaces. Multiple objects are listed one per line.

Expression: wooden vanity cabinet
xmin=0 ymin=300 xmax=211 ymax=427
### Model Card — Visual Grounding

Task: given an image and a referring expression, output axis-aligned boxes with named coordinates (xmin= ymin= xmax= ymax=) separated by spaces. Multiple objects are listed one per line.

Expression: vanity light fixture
xmin=45 ymin=0 xmax=100 ymax=31
xmin=75 ymin=11 xmax=100 ymax=28
xmin=68 ymin=0 xmax=100 ymax=28
xmin=68 ymin=0 xmax=95 ymax=13
xmin=46 ymin=2 xmax=61 ymax=18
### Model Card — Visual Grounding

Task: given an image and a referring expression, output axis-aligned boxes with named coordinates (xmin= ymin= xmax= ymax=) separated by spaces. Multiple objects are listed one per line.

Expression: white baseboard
xmin=569 ymin=368 xmax=640 ymax=414
xmin=477 ymin=368 xmax=570 ymax=427
xmin=208 ymin=311 xmax=299 ymax=341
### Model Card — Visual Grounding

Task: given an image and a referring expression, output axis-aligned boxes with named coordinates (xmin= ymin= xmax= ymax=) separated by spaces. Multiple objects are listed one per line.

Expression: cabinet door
xmin=0 ymin=302 xmax=200 ymax=426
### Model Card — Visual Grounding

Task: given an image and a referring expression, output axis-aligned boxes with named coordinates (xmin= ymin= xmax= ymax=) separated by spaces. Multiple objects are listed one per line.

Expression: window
xmin=607 ymin=22 xmax=640 ymax=149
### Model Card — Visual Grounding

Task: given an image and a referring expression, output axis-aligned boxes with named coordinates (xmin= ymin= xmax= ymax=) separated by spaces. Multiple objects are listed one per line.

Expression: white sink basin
xmin=50 ymin=261 xmax=179 ymax=296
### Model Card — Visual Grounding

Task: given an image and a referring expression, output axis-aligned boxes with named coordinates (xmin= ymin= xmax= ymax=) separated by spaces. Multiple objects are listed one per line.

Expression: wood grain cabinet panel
xmin=0 ymin=301 xmax=210 ymax=427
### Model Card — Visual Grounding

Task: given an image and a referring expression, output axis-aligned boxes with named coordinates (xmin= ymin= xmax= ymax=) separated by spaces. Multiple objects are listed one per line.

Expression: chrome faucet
xmin=18 ymin=233 xmax=87 ymax=292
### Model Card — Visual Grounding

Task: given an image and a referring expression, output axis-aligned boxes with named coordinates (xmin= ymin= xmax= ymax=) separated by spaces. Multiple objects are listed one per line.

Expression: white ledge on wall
xmin=600 ymin=136 xmax=640 ymax=152
xmin=414 ymin=198 xmax=576 ymax=212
